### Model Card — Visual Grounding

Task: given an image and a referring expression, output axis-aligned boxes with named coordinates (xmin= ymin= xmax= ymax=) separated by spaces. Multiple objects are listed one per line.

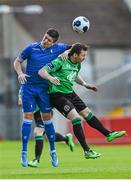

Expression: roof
xmin=1 ymin=0 xmax=131 ymax=47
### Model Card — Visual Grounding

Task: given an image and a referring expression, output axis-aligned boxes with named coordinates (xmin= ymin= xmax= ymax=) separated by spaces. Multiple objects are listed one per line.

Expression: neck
xmin=70 ymin=56 xmax=78 ymax=64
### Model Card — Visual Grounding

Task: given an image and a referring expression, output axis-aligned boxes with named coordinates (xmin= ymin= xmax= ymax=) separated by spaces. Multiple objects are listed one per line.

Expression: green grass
xmin=0 ymin=141 xmax=131 ymax=179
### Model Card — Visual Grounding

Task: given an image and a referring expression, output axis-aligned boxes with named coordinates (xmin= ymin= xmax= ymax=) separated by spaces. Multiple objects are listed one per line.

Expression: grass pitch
xmin=0 ymin=141 xmax=131 ymax=179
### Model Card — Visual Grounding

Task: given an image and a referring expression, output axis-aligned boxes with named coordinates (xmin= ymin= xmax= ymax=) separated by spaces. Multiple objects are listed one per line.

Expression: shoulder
xmin=53 ymin=57 xmax=63 ymax=63
xmin=57 ymin=43 xmax=67 ymax=46
xmin=22 ymin=42 xmax=38 ymax=50
xmin=55 ymin=43 xmax=69 ymax=49
xmin=23 ymin=42 xmax=41 ymax=53
xmin=51 ymin=57 xmax=64 ymax=67
xmin=19 ymin=42 xmax=39 ymax=59
xmin=29 ymin=42 xmax=40 ymax=48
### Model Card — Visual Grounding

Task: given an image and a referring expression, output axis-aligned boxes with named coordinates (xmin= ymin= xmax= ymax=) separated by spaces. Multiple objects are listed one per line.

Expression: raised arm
xmin=58 ymin=43 xmax=72 ymax=60
xmin=76 ymin=75 xmax=97 ymax=92
xmin=59 ymin=49 xmax=71 ymax=60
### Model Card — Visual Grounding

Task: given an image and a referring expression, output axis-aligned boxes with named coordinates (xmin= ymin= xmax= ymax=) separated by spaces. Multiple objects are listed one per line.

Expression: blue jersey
xmin=18 ymin=42 xmax=69 ymax=87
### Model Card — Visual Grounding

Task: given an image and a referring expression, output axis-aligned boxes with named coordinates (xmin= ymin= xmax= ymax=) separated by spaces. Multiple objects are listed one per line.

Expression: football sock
xmin=55 ymin=132 xmax=67 ymax=142
xmin=21 ymin=119 xmax=32 ymax=152
xmin=85 ymin=113 xmax=111 ymax=136
xmin=43 ymin=119 xmax=56 ymax=152
xmin=34 ymin=136 xmax=44 ymax=161
xmin=72 ymin=118 xmax=90 ymax=152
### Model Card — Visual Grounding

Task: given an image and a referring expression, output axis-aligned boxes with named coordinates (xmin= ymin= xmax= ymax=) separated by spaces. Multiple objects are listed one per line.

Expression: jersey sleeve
xmin=43 ymin=57 xmax=63 ymax=73
xmin=18 ymin=44 xmax=32 ymax=62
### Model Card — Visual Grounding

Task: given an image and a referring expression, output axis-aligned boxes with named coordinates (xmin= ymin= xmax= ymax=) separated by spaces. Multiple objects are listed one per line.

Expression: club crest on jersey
xmin=47 ymin=63 xmax=54 ymax=69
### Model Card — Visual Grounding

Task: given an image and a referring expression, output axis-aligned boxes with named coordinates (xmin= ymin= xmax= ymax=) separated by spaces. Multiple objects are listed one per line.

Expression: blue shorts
xmin=21 ymin=84 xmax=52 ymax=113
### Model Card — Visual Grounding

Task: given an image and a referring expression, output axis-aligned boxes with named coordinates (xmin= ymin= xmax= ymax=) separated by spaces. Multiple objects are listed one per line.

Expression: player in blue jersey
xmin=14 ymin=28 xmax=71 ymax=167
xmin=18 ymin=90 xmax=74 ymax=168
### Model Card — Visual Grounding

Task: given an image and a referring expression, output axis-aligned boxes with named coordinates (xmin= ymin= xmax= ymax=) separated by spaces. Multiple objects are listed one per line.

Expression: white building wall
xmin=2 ymin=13 xmax=33 ymax=59
xmin=95 ymin=49 xmax=124 ymax=66
xmin=94 ymin=49 xmax=125 ymax=79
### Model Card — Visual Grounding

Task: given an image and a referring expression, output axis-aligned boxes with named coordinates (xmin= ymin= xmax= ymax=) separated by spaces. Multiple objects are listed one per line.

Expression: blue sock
xmin=43 ymin=119 xmax=56 ymax=152
xmin=21 ymin=119 xmax=32 ymax=152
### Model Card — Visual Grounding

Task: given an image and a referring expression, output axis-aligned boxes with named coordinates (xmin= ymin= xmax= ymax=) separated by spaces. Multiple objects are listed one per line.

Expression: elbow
xmin=14 ymin=58 xmax=19 ymax=68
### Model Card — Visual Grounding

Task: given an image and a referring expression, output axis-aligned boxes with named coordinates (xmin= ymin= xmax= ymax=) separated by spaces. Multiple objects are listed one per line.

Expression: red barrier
xmin=67 ymin=116 xmax=131 ymax=144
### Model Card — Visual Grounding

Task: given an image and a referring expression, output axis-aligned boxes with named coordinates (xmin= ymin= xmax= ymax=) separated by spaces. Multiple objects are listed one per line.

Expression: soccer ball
xmin=72 ymin=16 xmax=90 ymax=33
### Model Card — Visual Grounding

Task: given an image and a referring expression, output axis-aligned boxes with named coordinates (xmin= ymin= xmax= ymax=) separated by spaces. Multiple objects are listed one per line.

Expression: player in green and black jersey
xmin=39 ymin=43 xmax=126 ymax=159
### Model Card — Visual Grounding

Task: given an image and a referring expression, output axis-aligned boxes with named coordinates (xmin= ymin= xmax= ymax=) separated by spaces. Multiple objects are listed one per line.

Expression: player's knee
xmin=24 ymin=112 xmax=33 ymax=120
xmin=79 ymin=107 xmax=92 ymax=118
xmin=67 ymin=108 xmax=81 ymax=121
xmin=41 ymin=112 xmax=52 ymax=120
xmin=34 ymin=127 xmax=44 ymax=136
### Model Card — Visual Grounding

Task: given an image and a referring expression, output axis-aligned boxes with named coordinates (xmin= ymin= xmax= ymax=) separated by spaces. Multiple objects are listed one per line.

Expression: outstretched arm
xmin=75 ymin=75 xmax=97 ymax=92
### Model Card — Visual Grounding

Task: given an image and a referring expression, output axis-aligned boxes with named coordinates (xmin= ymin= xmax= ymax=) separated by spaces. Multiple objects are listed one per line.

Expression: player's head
xmin=68 ymin=43 xmax=88 ymax=63
xmin=42 ymin=28 xmax=59 ymax=48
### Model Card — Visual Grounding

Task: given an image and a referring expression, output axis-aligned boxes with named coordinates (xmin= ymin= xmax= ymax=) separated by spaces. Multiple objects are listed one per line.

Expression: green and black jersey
xmin=43 ymin=57 xmax=81 ymax=94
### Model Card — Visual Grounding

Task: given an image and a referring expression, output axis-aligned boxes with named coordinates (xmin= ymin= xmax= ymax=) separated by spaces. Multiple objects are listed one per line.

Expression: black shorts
xmin=50 ymin=91 xmax=87 ymax=117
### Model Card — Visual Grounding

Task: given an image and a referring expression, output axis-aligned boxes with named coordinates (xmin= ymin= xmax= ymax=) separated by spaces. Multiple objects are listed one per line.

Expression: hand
xmin=84 ymin=83 xmax=98 ymax=92
xmin=89 ymin=85 xmax=98 ymax=92
xmin=59 ymin=50 xmax=69 ymax=60
xmin=18 ymin=73 xmax=30 ymax=84
xmin=49 ymin=76 xmax=60 ymax=85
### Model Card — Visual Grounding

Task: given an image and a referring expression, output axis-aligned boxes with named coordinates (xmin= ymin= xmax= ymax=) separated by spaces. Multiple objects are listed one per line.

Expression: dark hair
xmin=46 ymin=28 xmax=59 ymax=42
xmin=68 ymin=43 xmax=88 ymax=57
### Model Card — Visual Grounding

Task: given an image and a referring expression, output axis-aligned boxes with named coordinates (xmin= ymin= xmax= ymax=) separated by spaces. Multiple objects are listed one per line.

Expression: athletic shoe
xmin=106 ymin=131 xmax=126 ymax=142
xmin=21 ymin=151 xmax=28 ymax=167
xmin=50 ymin=151 xmax=59 ymax=167
xmin=84 ymin=150 xmax=102 ymax=159
xmin=28 ymin=159 xmax=39 ymax=168
xmin=66 ymin=133 xmax=75 ymax=152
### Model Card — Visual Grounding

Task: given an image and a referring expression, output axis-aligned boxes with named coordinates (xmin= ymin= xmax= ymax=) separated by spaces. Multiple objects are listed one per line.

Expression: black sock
xmin=55 ymin=132 xmax=67 ymax=143
xmin=85 ymin=113 xmax=111 ymax=136
xmin=35 ymin=136 xmax=44 ymax=162
xmin=33 ymin=110 xmax=41 ymax=121
xmin=72 ymin=118 xmax=90 ymax=152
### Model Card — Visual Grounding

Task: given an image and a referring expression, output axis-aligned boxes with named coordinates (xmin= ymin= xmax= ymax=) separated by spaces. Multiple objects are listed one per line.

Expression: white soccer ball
xmin=72 ymin=16 xmax=90 ymax=33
